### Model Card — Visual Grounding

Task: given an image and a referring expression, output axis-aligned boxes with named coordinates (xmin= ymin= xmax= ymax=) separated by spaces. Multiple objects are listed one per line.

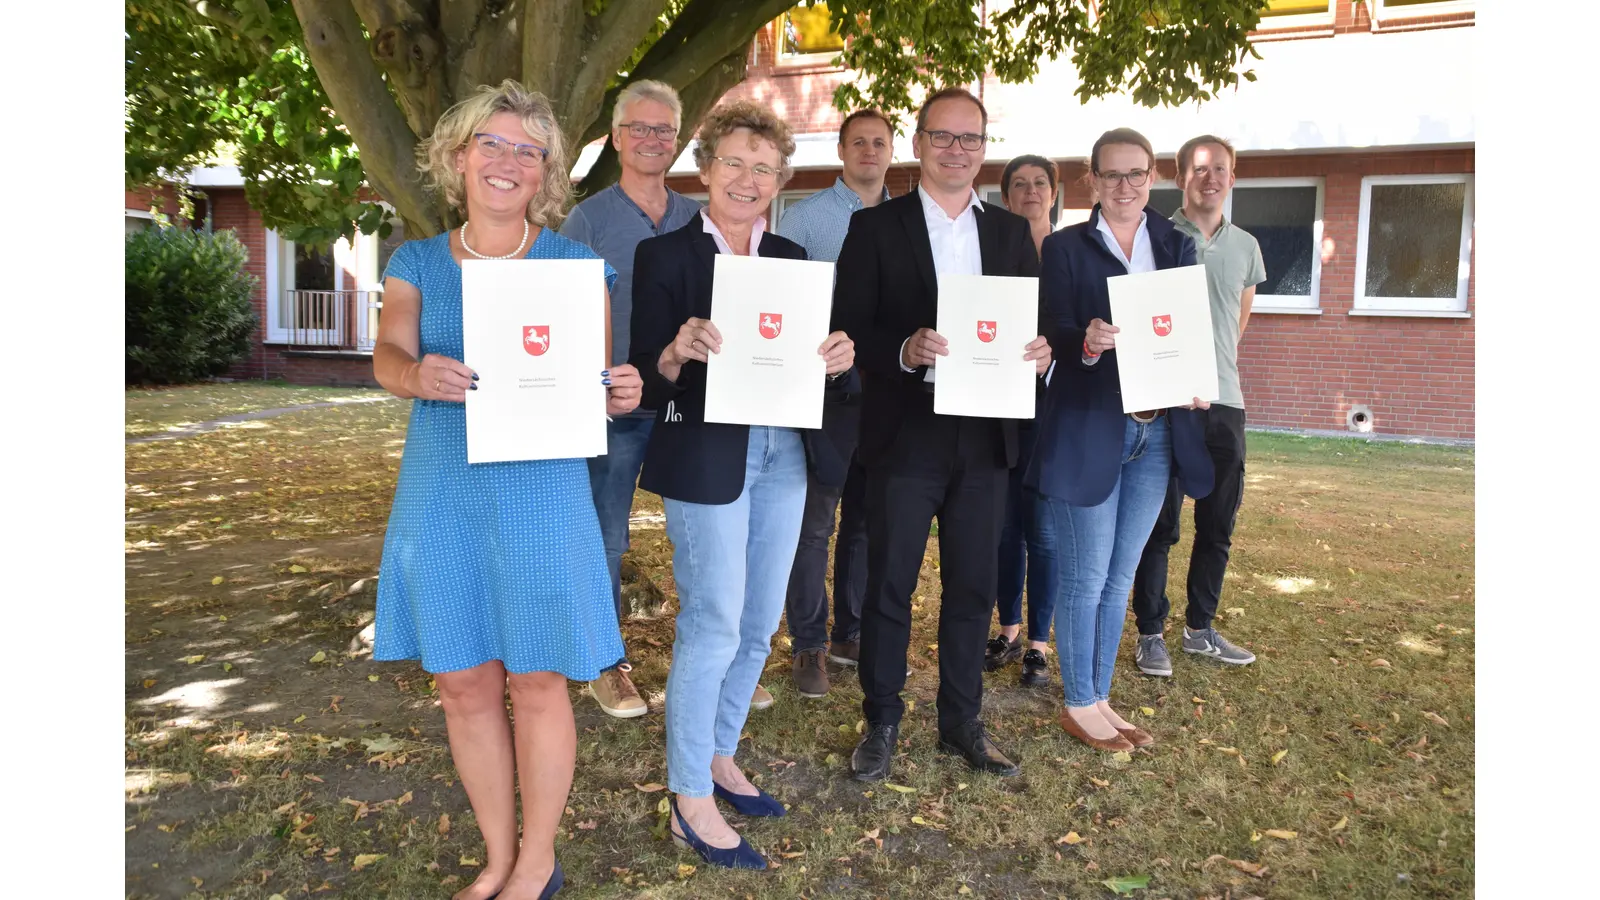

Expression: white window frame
xmin=1372 ymin=0 xmax=1474 ymax=29
xmin=1229 ymin=177 xmax=1325 ymax=314
xmin=1352 ymin=173 xmax=1473 ymax=317
xmin=264 ymin=230 xmax=358 ymax=343
xmin=1255 ymin=0 xmax=1335 ymax=29
xmin=125 ymin=208 xmax=156 ymax=234
xmin=774 ymin=7 xmax=845 ymax=67
xmin=977 ymin=183 xmax=1005 ymax=211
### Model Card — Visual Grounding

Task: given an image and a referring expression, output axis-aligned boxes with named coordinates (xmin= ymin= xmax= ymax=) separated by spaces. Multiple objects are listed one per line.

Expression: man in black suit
xmin=836 ymin=87 xmax=1053 ymax=781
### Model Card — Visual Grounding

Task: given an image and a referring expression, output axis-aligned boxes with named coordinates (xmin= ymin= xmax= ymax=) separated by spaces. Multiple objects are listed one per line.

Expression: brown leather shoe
xmin=792 ymin=648 xmax=830 ymax=698
xmin=1059 ymin=709 xmax=1135 ymax=752
xmin=1115 ymin=725 xmax=1155 ymax=748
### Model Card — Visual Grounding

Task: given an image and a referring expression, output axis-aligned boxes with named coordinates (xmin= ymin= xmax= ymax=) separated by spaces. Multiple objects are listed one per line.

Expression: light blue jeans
xmin=1039 ymin=417 xmax=1173 ymax=708
xmin=586 ymin=415 xmax=655 ymax=668
xmin=664 ymin=426 xmax=808 ymax=797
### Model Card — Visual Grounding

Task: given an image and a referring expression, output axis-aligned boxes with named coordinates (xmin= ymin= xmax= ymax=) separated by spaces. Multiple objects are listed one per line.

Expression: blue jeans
xmin=663 ymin=427 xmax=808 ymax=797
xmin=996 ymin=423 xmax=1056 ymax=643
xmin=586 ymin=415 xmax=654 ymax=668
xmin=1040 ymin=417 xmax=1172 ymax=708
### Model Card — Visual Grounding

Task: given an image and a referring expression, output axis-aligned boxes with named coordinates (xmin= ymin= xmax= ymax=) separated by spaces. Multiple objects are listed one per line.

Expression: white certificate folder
xmin=933 ymin=274 xmax=1040 ymax=419
xmin=1105 ymin=265 xmax=1219 ymax=414
xmin=461 ymin=258 xmax=608 ymax=463
xmin=703 ymin=254 xmax=834 ymax=429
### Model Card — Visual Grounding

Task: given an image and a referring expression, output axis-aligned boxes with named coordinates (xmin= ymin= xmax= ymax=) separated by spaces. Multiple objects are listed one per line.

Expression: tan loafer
xmin=1115 ymin=725 xmax=1155 ymax=748
xmin=1059 ymin=709 xmax=1134 ymax=752
xmin=751 ymin=684 xmax=775 ymax=710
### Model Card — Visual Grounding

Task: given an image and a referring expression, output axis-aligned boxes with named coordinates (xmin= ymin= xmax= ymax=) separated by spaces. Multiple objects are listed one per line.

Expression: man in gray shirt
xmin=560 ymin=80 xmax=701 ymax=718
xmin=774 ymin=108 xmax=894 ymax=699
xmin=1132 ymin=134 xmax=1265 ymax=675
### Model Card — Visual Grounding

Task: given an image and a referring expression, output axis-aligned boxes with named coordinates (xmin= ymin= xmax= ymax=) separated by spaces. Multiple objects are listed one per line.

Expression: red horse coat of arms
xmin=523 ymin=325 xmax=551 ymax=356
xmin=976 ymin=320 xmax=997 ymax=343
xmin=758 ymin=313 xmax=783 ymax=339
xmin=1152 ymin=315 xmax=1173 ymax=337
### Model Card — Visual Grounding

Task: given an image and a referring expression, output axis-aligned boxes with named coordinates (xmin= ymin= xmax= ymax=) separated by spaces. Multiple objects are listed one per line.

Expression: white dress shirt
xmin=1078 ymin=209 xmax=1160 ymax=367
xmin=701 ymin=207 xmax=766 ymax=256
xmin=901 ymin=186 xmax=985 ymax=380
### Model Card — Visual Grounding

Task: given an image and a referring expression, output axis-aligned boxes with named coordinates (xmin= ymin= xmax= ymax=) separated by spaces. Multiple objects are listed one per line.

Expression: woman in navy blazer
xmin=1025 ymin=129 xmax=1215 ymax=753
xmin=627 ymin=101 xmax=854 ymax=871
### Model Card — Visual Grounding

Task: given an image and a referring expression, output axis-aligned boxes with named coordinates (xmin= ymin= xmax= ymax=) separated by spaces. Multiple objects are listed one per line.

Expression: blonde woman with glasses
xmin=370 ymin=80 xmax=642 ymax=900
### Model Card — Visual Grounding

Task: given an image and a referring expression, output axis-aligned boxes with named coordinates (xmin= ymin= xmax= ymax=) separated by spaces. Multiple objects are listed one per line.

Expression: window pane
xmin=377 ymin=219 xmax=406 ymax=282
xmin=1232 ymin=186 xmax=1318 ymax=296
xmin=295 ymin=243 xmax=336 ymax=292
xmin=783 ymin=4 xmax=844 ymax=55
xmin=1263 ymin=0 xmax=1331 ymax=15
xmin=1146 ymin=188 xmax=1183 ymax=218
xmin=1364 ymin=182 xmax=1466 ymax=299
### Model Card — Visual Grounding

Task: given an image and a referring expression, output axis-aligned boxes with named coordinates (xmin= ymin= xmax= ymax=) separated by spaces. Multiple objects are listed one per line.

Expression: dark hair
xmin=1175 ymin=134 xmax=1236 ymax=184
xmin=1001 ymin=155 xmax=1059 ymax=196
xmin=915 ymin=87 xmax=988 ymax=136
xmin=839 ymin=107 xmax=896 ymax=144
xmin=1089 ymin=127 xmax=1158 ymax=177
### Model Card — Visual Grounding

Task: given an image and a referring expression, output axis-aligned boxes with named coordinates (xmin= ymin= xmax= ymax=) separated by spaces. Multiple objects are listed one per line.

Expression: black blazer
xmin=832 ymin=191 xmax=1046 ymax=469
xmin=628 ymin=218 xmax=851 ymax=505
xmin=1024 ymin=206 xmax=1214 ymax=507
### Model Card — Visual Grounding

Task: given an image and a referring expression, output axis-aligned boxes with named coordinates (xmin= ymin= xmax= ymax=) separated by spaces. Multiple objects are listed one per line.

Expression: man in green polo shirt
xmin=1132 ymin=134 xmax=1265 ymax=675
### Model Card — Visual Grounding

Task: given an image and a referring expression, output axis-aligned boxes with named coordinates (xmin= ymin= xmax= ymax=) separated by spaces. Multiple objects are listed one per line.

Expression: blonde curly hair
xmin=417 ymin=79 xmax=572 ymax=227
xmin=692 ymin=100 xmax=796 ymax=186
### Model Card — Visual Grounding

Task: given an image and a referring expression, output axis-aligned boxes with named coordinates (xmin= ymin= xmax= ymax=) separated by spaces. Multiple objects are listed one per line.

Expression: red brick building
xmin=130 ymin=0 xmax=1475 ymax=439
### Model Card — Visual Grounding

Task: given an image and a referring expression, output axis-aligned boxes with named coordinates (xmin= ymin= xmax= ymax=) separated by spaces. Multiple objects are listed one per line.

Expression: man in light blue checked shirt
xmin=774 ymin=108 xmax=895 ymax=699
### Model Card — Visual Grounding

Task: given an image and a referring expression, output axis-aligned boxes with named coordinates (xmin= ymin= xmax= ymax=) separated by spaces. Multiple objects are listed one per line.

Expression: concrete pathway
xmin=126 ymin=396 xmax=399 ymax=444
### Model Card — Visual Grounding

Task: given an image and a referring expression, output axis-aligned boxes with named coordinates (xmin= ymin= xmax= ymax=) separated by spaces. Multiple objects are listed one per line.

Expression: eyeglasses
xmin=472 ymin=133 xmax=548 ymax=167
xmin=710 ymin=156 xmax=779 ymax=184
xmin=620 ymin=122 xmax=678 ymax=141
xmin=920 ymin=130 xmax=985 ymax=151
xmin=1097 ymin=169 xmax=1150 ymax=188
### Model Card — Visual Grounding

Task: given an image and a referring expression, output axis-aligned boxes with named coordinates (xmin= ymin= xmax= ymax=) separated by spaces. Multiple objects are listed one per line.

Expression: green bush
xmin=126 ymin=226 xmax=259 ymax=384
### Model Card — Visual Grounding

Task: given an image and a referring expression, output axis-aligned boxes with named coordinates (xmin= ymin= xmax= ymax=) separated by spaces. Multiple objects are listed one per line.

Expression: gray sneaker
xmin=1135 ymin=634 xmax=1172 ymax=677
xmin=1182 ymin=627 xmax=1257 ymax=666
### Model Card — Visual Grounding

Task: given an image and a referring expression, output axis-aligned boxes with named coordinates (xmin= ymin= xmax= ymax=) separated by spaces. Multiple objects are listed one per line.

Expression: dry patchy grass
xmin=125 ymin=387 xmax=1473 ymax=900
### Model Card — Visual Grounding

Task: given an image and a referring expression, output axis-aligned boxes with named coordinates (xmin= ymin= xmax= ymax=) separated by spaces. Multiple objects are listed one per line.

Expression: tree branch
xmin=574 ymin=46 xmax=748 ymax=198
xmin=290 ymin=0 xmax=442 ymax=235
xmin=564 ymin=0 xmax=672 ymax=147
xmin=357 ymin=0 xmax=450 ymax=139
xmin=521 ymin=0 xmax=588 ymax=114
xmin=441 ymin=0 xmax=519 ymax=103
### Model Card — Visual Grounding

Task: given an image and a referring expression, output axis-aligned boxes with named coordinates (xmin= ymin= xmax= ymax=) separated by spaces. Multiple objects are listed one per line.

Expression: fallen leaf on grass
xmin=633 ymin=783 xmax=666 ymax=793
xmin=1111 ymin=751 xmax=1132 ymax=764
xmin=458 ymin=856 xmax=481 ymax=867
xmin=957 ymin=886 xmax=973 ymax=896
xmin=142 ymin=679 xmax=157 ymax=689
xmin=1057 ymin=832 xmax=1084 ymax=845
xmin=910 ymin=815 xmax=946 ymax=830
xmin=576 ymin=819 xmax=597 ymax=830
xmin=1089 ymin=776 xmax=1110 ymax=787
xmin=308 ymin=651 xmax=327 ymax=664
xmin=883 ymin=782 xmax=916 ymax=793
xmin=351 ymin=853 xmax=384 ymax=871
xmin=1370 ymin=658 xmax=1392 ymax=669
xmin=361 ymin=734 xmax=404 ymax=753
xmin=293 ymin=714 xmax=307 ymax=724
xmin=368 ymin=674 xmax=380 ymax=682
xmin=1331 ymin=816 xmax=1349 ymax=832
xmin=1271 ymin=749 xmax=1289 ymax=766
xmin=182 ymin=655 xmax=206 ymax=665
xmin=1423 ymin=711 xmax=1450 ymax=728
xmin=290 ymin=564 xmax=308 ymax=574
xmin=222 ymin=662 xmax=234 ymax=672
xmin=438 ymin=814 xmax=450 ymax=835
xmin=1264 ymin=829 xmax=1298 ymax=840
xmin=1101 ymin=874 xmax=1152 ymax=895
xmin=1139 ymin=707 xmax=1155 ymax=716
xmin=676 ymin=863 xmax=696 ymax=879
xmin=1206 ymin=855 xmax=1270 ymax=878
xmin=212 ymin=576 xmax=225 ymax=585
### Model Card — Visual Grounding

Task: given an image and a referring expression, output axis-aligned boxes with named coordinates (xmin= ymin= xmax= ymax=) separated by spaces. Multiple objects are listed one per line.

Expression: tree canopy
xmin=126 ymin=0 xmax=1268 ymax=244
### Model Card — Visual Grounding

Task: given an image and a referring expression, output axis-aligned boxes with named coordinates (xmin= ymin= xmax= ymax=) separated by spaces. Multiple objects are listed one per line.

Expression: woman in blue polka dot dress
xmin=370 ymin=81 xmax=642 ymax=900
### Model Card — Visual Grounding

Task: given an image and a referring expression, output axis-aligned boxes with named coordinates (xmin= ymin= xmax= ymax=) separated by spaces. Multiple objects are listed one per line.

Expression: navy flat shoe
xmin=713 ymin=782 xmax=787 ymax=817
xmin=537 ymin=860 xmax=564 ymax=899
xmin=669 ymin=795 xmax=767 ymax=870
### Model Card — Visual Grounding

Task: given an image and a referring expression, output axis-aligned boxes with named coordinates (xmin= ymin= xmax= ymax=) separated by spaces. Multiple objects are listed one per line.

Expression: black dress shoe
xmin=852 ymin=722 xmax=899 ymax=782
xmin=983 ymin=634 xmax=1022 ymax=672
xmin=938 ymin=719 xmax=1020 ymax=776
xmin=1020 ymin=649 xmax=1050 ymax=687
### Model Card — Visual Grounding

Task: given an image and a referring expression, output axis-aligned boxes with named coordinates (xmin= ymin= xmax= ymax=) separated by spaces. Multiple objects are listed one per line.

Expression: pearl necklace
xmin=460 ymin=219 xmax=529 ymax=260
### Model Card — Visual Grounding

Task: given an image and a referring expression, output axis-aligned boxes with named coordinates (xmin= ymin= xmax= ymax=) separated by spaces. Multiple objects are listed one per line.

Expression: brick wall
xmin=279 ymin=354 xmax=381 ymax=387
xmin=207 ymin=188 xmax=275 ymax=380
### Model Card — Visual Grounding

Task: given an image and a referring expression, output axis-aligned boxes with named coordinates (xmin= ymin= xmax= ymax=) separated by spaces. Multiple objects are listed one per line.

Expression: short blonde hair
xmin=612 ymin=80 xmax=683 ymax=132
xmin=417 ymin=79 xmax=572 ymax=227
xmin=692 ymin=100 xmax=796 ymax=186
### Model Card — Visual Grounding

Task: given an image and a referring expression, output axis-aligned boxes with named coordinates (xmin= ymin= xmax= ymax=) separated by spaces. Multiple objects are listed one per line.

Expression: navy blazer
xmin=1025 ymin=206 xmax=1214 ymax=507
xmin=628 ymin=218 xmax=850 ymax=505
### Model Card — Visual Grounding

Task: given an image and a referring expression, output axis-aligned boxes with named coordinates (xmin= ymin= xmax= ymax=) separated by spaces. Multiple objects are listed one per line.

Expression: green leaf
xmin=1100 ymin=874 xmax=1152 ymax=895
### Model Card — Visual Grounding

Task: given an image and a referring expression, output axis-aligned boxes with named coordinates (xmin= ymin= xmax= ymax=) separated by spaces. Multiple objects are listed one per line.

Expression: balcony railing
xmin=281 ymin=290 xmax=382 ymax=352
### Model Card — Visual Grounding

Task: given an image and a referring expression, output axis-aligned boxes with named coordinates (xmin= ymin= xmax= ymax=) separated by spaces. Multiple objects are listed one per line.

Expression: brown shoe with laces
xmin=792 ymin=648 xmax=831 ymax=698
xmin=1058 ymin=708 xmax=1135 ymax=752
xmin=590 ymin=666 xmax=647 ymax=719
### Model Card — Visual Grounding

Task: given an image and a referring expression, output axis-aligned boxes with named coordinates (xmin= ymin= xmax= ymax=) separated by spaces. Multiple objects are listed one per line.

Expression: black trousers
xmin=1132 ymin=404 xmax=1247 ymax=635
xmin=782 ymin=453 xmax=868 ymax=653
xmin=859 ymin=413 xmax=1007 ymax=734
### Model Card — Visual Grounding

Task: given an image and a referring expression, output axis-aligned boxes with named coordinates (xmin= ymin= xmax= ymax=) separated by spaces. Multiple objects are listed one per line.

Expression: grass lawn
xmin=125 ymin=385 xmax=1473 ymax=899
xmin=126 ymin=381 xmax=391 ymax=437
